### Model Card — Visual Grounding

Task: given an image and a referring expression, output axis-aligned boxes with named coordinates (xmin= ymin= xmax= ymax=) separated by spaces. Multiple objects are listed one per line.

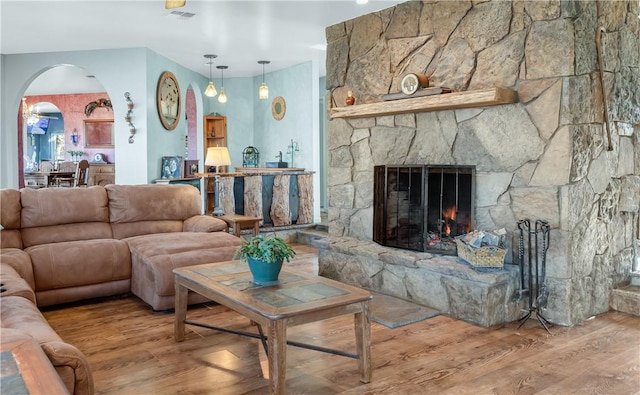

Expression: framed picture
xmin=161 ymin=156 xmax=183 ymax=179
xmin=84 ymin=120 xmax=114 ymax=148
xmin=184 ymin=160 xmax=198 ymax=178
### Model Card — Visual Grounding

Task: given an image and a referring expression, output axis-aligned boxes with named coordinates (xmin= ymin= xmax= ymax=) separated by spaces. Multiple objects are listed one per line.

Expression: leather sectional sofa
xmin=0 ymin=184 xmax=243 ymax=394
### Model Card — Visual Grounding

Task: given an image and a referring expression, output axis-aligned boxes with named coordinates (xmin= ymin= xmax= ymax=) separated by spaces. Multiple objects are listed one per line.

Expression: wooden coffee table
xmin=173 ymin=261 xmax=372 ymax=394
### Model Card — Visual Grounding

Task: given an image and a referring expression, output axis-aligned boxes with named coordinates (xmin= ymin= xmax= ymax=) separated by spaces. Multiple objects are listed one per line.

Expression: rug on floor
xmin=369 ymin=291 xmax=440 ymax=329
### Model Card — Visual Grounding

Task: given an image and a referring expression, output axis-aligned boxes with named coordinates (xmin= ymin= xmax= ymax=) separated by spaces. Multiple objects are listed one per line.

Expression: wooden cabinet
xmin=203 ymin=115 xmax=227 ymax=154
xmin=203 ymin=115 xmax=228 ymax=214
xmin=89 ymin=163 xmax=115 ymax=186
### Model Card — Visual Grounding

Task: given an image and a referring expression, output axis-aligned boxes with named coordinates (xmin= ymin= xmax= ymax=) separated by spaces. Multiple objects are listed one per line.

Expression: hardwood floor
xmin=42 ymin=245 xmax=640 ymax=394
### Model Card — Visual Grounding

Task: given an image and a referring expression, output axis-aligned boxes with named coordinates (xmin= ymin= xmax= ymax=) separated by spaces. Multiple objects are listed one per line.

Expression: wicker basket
xmin=455 ymin=239 xmax=506 ymax=268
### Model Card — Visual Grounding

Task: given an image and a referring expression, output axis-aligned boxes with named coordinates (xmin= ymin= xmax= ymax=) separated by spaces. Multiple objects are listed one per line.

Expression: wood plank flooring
xmin=42 ymin=244 xmax=640 ymax=394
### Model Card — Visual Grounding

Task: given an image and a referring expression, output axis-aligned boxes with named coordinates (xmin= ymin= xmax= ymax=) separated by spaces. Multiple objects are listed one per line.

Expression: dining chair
xmin=39 ymin=160 xmax=54 ymax=172
xmin=54 ymin=160 xmax=90 ymax=187
xmin=58 ymin=161 xmax=76 ymax=172
xmin=74 ymin=160 xmax=90 ymax=187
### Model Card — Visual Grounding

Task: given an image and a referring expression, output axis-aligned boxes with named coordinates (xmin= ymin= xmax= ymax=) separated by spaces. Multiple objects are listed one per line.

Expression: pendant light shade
xmin=258 ymin=60 xmax=270 ymax=100
xmin=204 ymin=54 xmax=218 ymax=98
xmin=217 ymin=65 xmax=228 ymax=103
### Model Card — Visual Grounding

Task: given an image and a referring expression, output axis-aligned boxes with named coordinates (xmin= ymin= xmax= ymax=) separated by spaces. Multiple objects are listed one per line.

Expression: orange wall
xmin=25 ymin=92 xmax=115 ymax=163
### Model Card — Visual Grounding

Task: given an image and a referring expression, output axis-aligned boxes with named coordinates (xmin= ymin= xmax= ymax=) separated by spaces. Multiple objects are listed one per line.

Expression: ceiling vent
xmin=168 ymin=10 xmax=196 ymax=19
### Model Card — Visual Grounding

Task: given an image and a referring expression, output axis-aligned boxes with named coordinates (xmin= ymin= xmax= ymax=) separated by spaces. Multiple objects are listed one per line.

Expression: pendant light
xmin=204 ymin=54 xmax=218 ymax=97
xmin=258 ymin=60 xmax=270 ymax=100
xmin=217 ymin=65 xmax=228 ymax=103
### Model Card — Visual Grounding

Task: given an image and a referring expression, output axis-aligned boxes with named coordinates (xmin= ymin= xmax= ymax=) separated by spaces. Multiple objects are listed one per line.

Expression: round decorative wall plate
xmin=157 ymin=71 xmax=181 ymax=130
xmin=272 ymin=96 xmax=286 ymax=120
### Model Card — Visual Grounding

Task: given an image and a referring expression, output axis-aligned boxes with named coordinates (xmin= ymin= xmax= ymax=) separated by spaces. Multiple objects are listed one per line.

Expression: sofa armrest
xmin=0 ymin=263 xmax=36 ymax=303
xmin=0 ymin=248 xmax=35 ymax=290
xmin=183 ymin=215 xmax=228 ymax=233
xmin=41 ymin=341 xmax=94 ymax=395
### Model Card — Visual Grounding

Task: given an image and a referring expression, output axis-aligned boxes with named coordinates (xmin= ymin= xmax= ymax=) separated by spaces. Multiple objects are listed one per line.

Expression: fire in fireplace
xmin=373 ymin=165 xmax=475 ymax=254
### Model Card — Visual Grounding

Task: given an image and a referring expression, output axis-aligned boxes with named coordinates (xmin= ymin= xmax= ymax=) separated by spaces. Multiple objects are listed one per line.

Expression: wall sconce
xmin=124 ymin=92 xmax=136 ymax=144
xmin=204 ymin=54 xmax=218 ymax=98
xmin=258 ymin=60 xmax=270 ymax=100
xmin=217 ymin=65 xmax=228 ymax=104
xmin=71 ymin=128 xmax=79 ymax=146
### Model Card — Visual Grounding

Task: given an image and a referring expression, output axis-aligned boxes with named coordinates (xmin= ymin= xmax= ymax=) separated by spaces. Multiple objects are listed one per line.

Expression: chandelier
xmin=22 ymin=97 xmax=40 ymax=126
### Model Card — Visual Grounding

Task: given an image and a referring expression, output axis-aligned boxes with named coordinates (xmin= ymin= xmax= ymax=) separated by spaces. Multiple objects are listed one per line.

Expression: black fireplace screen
xmin=373 ymin=165 xmax=475 ymax=254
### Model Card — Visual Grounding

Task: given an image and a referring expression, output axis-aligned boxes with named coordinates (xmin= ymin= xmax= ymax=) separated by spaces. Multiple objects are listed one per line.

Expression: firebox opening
xmin=373 ymin=165 xmax=475 ymax=254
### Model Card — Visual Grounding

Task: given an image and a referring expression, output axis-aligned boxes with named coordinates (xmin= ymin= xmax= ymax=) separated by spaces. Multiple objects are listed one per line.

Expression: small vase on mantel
xmin=346 ymin=91 xmax=356 ymax=106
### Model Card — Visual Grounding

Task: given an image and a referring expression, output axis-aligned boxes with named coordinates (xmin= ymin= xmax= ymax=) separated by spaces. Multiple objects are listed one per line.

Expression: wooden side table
xmin=218 ymin=214 xmax=262 ymax=237
xmin=1 ymin=334 xmax=69 ymax=394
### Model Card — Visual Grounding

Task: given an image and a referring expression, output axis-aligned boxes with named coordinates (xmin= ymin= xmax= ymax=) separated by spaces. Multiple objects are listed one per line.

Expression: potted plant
xmin=68 ymin=150 xmax=85 ymax=163
xmin=233 ymin=234 xmax=296 ymax=283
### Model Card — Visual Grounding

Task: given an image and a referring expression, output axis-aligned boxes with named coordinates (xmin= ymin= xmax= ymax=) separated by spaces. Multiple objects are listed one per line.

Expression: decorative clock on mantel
xmin=92 ymin=153 xmax=107 ymax=164
xmin=157 ymin=71 xmax=181 ymax=130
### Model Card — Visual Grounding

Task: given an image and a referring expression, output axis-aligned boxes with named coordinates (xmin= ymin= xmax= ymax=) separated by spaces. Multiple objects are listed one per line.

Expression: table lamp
xmin=204 ymin=147 xmax=231 ymax=216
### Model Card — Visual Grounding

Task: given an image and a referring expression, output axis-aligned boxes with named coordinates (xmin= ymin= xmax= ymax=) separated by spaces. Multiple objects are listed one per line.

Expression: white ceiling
xmin=2 ymin=0 xmax=405 ymax=95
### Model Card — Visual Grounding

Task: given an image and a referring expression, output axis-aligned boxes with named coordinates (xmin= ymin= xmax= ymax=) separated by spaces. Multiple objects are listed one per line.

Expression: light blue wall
xmin=253 ymin=62 xmax=315 ymax=172
xmin=206 ymin=77 xmax=255 ymax=167
xmin=144 ymin=49 xmax=209 ymax=182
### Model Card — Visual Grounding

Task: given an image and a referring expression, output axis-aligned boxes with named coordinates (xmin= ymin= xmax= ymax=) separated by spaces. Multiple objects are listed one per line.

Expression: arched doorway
xmin=19 ymin=65 xmax=112 ymax=188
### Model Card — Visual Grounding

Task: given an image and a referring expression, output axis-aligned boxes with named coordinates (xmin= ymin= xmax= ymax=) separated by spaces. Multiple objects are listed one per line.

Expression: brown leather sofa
xmin=0 ymin=183 xmax=243 ymax=394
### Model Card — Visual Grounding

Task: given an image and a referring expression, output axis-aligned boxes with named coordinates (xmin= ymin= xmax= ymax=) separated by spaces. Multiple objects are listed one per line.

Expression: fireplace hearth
xmin=373 ymin=165 xmax=475 ymax=254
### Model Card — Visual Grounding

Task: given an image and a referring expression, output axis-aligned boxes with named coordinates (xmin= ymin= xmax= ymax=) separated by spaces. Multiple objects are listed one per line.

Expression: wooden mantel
xmin=329 ymin=87 xmax=518 ymax=119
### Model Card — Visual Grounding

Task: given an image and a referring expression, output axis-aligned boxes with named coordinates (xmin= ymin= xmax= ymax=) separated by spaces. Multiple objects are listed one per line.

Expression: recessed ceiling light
xmin=356 ymin=0 xmax=369 ymax=4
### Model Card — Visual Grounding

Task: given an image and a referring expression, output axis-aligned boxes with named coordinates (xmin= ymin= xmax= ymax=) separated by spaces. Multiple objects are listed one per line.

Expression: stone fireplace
xmin=373 ymin=164 xmax=474 ymax=254
xmin=320 ymin=1 xmax=639 ymax=326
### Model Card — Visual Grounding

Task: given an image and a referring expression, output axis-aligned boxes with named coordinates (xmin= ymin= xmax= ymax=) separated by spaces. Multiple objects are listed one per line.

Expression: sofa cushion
xmin=20 ymin=186 xmax=112 ymax=247
xmin=21 ymin=186 xmax=109 ymax=228
xmin=26 ymin=239 xmax=131 ymax=292
xmin=183 ymin=215 xmax=228 ymax=232
xmin=107 ymin=184 xmax=204 ymax=239
xmin=0 ymin=189 xmax=23 ymax=249
xmin=126 ymin=231 xmax=241 ymax=310
xmin=111 ymin=220 xmax=184 ymax=240
xmin=21 ymin=222 xmax=114 ymax=248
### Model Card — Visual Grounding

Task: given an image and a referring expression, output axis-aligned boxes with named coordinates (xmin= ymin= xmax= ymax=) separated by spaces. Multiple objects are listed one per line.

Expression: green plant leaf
xmin=233 ymin=234 xmax=296 ymax=264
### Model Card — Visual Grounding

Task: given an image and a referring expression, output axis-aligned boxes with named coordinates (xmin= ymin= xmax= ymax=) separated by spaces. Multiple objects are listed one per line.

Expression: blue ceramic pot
xmin=247 ymin=257 xmax=284 ymax=283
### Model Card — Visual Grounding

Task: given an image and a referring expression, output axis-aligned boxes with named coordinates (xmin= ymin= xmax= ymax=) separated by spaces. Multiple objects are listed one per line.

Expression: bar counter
xmin=196 ymin=169 xmax=314 ymax=226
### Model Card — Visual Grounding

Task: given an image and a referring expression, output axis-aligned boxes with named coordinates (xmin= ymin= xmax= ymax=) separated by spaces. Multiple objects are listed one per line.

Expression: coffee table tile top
xmin=192 ymin=265 xmax=305 ymax=291
xmin=253 ymin=283 xmax=349 ymax=308
xmin=192 ymin=262 xmax=248 ymax=277
xmin=1 ymin=351 xmax=26 ymax=394
xmin=189 ymin=263 xmax=349 ymax=307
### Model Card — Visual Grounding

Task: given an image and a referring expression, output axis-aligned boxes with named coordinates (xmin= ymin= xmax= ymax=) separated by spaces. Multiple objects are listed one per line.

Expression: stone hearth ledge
xmin=318 ymin=237 xmax=524 ymax=327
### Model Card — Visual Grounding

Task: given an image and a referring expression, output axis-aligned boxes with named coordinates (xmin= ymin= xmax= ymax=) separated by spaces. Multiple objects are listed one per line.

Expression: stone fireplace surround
xmin=319 ymin=1 xmax=639 ymax=326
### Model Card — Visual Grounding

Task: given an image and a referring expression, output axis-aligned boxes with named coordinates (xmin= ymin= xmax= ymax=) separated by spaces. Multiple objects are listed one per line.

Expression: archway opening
xmin=19 ymin=65 xmax=112 ymax=187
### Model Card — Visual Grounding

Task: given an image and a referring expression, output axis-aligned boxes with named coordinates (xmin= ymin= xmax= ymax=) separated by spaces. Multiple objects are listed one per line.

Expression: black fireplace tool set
xmin=515 ymin=219 xmax=552 ymax=334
